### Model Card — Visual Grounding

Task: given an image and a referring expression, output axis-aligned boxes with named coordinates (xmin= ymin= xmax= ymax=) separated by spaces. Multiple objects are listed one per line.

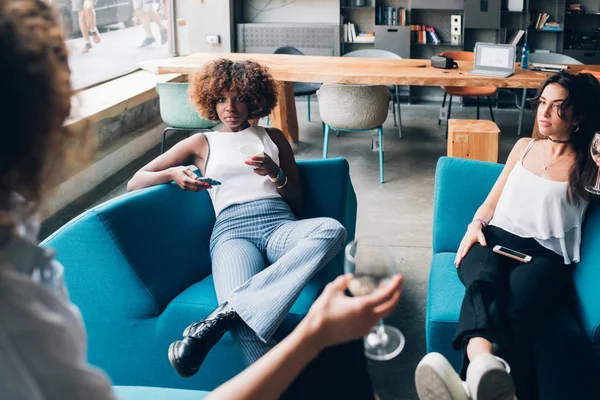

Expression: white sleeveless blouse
xmin=203 ymin=125 xmax=281 ymax=216
xmin=489 ymin=140 xmax=588 ymax=264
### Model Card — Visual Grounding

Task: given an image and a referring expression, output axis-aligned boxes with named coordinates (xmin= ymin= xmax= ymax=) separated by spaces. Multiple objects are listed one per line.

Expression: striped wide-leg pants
xmin=209 ymin=198 xmax=346 ymax=366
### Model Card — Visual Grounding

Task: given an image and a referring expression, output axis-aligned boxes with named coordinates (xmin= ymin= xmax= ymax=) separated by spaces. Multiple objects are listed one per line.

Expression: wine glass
xmin=344 ymin=238 xmax=405 ymax=361
xmin=585 ymin=132 xmax=600 ymax=196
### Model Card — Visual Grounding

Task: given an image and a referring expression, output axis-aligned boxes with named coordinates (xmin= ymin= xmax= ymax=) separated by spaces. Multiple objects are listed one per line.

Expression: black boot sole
xmin=168 ymin=341 xmax=198 ymax=379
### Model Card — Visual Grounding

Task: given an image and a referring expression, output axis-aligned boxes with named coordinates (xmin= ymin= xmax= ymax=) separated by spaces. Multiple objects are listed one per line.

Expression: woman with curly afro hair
xmin=128 ymin=59 xmax=347 ymax=377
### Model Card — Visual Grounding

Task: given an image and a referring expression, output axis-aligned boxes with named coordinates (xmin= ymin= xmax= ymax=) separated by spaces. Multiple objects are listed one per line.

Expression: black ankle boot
xmin=168 ymin=303 xmax=239 ymax=378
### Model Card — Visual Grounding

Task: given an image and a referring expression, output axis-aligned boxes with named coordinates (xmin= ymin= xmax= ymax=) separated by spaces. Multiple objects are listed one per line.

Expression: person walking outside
xmin=72 ymin=0 xmax=100 ymax=53
xmin=133 ymin=0 xmax=167 ymax=48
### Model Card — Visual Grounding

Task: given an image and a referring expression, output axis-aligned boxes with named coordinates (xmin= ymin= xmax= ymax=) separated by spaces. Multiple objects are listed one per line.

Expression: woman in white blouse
xmin=416 ymin=72 xmax=600 ymax=400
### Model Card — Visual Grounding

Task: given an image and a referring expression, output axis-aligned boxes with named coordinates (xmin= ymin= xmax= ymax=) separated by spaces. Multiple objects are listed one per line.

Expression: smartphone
xmin=196 ymin=177 xmax=221 ymax=186
xmin=492 ymin=245 xmax=532 ymax=263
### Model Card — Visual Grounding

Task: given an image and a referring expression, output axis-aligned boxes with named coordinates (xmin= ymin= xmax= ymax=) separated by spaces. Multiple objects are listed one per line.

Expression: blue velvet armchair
xmin=427 ymin=157 xmax=600 ymax=399
xmin=41 ymin=157 xmax=357 ymax=395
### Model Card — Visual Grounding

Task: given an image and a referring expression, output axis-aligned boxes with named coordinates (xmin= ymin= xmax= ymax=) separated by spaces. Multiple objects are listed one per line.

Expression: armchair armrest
xmin=297 ymin=157 xmax=357 ymax=282
xmin=42 ymin=183 xmax=215 ymax=317
xmin=432 ymin=157 xmax=503 ymax=253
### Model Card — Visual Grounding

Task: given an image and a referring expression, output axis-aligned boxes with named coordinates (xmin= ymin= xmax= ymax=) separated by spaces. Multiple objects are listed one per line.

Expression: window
xmin=51 ymin=0 xmax=171 ymax=90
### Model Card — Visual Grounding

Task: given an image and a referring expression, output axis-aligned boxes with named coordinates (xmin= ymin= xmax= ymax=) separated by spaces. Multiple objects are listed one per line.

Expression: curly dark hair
xmin=188 ymin=59 xmax=278 ymax=122
xmin=0 ymin=0 xmax=95 ymax=224
xmin=530 ymin=71 xmax=600 ymax=204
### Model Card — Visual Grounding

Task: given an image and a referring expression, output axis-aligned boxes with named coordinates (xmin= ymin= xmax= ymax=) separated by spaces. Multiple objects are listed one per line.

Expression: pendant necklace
xmin=542 ymin=140 xmax=574 ymax=170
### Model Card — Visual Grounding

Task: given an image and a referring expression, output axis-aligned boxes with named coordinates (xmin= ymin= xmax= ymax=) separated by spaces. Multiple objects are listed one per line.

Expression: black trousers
xmin=453 ymin=226 xmax=572 ymax=400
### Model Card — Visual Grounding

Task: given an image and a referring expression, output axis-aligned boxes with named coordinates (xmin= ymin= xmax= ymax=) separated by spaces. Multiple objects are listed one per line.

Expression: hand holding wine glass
xmin=585 ymin=132 xmax=600 ymax=195
xmin=301 ymin=274 xmax=402 ymax=350
xmin=345 ymin=238 xmax=406 ymax=360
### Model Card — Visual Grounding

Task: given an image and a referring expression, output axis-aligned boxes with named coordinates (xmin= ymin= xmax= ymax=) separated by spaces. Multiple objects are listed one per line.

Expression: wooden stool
xmin=447 ymin=119 xmax=500 ymax=163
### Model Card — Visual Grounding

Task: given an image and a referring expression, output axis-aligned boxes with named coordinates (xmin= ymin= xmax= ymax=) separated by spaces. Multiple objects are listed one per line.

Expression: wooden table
xmin=157 ymin=53 xmax=600 ymax=141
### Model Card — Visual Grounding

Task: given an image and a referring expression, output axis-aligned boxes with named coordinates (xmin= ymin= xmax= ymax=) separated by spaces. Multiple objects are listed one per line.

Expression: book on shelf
xmin=376 ymin=6 xmax=407 ymax=26
xmin=343 ymin=22 xmax=373 ymax=43
xmin=507 ymin=29 xmax=525 ymax=45
xmin=534 ymin=12 xmax=551 ymax=29
xmin=566 ymin=4 xmax=584 ymax=14
xmin=541 ymin=21 xmax=562 ymax=31
xmin=354 ymin=32 xmax=375 ymax=43
xmin=343 ymin=22 xmax=356 ymax=43
xmin=344 ymin=22 xmax=352 ymax=43
xmin=426 ymin=27 xmax=441 ymax=44
xmin=410 ymin=25 xmax=440 ymax=44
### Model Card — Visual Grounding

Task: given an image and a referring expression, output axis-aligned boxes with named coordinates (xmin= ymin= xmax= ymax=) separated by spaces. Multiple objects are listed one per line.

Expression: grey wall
xmin=237 ymin=23 xmax=340 ymax=56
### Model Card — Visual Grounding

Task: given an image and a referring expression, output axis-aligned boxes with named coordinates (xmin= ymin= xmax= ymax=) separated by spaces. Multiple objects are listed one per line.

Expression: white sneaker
xmin=466 ymin=354 xmax=516 ymax=400
xmin=415 ymin=352 xmax=470 ymax=400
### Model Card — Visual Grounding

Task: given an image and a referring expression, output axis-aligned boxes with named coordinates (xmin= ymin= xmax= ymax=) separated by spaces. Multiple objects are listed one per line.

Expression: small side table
xmin=447 ymin=119 xmax=500 ymax=163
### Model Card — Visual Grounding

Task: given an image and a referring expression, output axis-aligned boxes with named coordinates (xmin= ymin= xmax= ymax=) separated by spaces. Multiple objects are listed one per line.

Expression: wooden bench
xmin=67 ymin=70 xmax=183 ymax=132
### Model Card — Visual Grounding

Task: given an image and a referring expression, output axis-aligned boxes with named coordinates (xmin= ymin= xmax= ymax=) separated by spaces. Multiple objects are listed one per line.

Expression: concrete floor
xmin=41 ymin=98 xmax=534 ymax=400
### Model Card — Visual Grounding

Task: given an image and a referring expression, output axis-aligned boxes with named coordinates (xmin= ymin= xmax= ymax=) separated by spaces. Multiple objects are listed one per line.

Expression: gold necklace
xmin=542 ymin=140 xmax=574 ymax=171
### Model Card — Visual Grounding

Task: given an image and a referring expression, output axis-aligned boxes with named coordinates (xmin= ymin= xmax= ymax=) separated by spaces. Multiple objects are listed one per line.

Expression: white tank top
xmin=489 ymin=140 xmax=588 ymax=264
xmin=203 ymin=125 xmax=281 ymax=216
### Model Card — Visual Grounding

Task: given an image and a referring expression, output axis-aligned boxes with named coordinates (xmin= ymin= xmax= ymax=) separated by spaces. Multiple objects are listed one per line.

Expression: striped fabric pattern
xmin=210 ymin=198 xmax=346 ymax=365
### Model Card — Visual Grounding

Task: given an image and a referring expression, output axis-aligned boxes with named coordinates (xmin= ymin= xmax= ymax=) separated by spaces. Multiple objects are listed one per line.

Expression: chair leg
xmin=392 ymin=95 xmax=397 ymax=126
xmin=439 ymin=92 xmax=448 ymax=125
xmin=307 ymin=95 xmax=311 ymax=122
xmin=161 ymin=127 xmax=172 ymax=154
xmin=477 ymin=97 xmax=480 ymax=120
xmin=446 ymin=95 xmax=453 ymax=139
xmin=163 ymin=127 xmax=199 ymax=154
xmin=487 ymin=96 xmax=495 ymax=122
xmin=323 ymin=124 xmax=330 ymax=158
xmin=396 ymin=85 xmax=403 ymax=139
xmin=378 ymin=126 xmax=384 ymax=183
